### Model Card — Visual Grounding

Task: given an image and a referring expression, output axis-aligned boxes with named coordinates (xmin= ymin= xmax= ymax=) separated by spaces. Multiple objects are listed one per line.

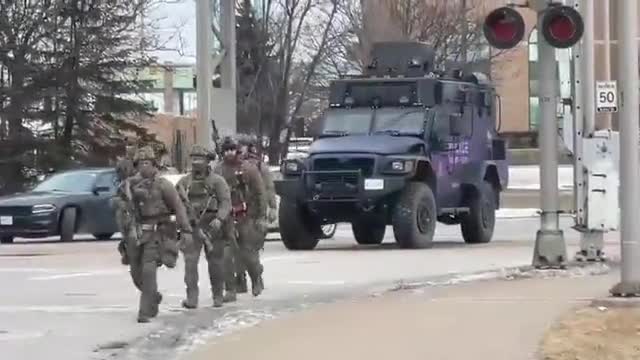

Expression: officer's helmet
xmin=134 ymin=146 xmax=156 ymax=162
xmin=221 ymin=136 xmax=238 ymax=152
xmin=190 ymin=144 xmax=209 ymax=158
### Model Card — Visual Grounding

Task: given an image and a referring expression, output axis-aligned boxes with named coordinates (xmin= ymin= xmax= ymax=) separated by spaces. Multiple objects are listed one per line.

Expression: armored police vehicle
xmin=275 ymin=42 xmax=509 ymax=250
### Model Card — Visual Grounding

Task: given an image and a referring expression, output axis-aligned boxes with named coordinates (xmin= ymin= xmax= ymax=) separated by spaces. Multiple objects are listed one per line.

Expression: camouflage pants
xmin=233 ymin=216 xmax=267 ymax=287
xmin=234 ymin=217 xmax=264 ymax=292
xmin=128 ymin=230 xmax=162 ymax=320
xmin=180 ymin=225 xmax=235 ymax=307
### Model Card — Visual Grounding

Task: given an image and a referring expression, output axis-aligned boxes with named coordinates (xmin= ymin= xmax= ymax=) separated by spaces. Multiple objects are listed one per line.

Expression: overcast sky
xmin=150 ymin=0 xmax=197 ymax=64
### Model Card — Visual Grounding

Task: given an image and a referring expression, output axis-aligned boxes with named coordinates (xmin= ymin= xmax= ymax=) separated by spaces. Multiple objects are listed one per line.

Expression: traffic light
xmin=483 ymin=7 xmax=526 ymax=50
xmin=483 ymin=5 xmax=584 ymax=50
xmin=539 ymin=5 xmax=584 ymax=49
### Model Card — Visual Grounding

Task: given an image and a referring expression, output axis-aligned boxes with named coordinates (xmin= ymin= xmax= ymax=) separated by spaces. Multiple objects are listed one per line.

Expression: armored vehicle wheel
xmin=352 ymin=218 xmax=385 ymax=245
xmin=278 ymin=201 xmax=320 ymax=250
xmin=392 ymin=182 xmax=437 ymax=249
xmin=460 ymin=180 xmax=496 ymax=244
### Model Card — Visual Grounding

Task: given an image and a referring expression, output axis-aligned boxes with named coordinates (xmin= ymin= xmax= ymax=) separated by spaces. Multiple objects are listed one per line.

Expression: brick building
xmin=361 ymin=0 xmax=626 ymax=135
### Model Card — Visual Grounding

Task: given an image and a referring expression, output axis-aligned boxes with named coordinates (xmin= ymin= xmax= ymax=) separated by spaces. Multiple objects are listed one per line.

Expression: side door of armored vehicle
xmin=428 ymin=102 xmax=474 ymax=209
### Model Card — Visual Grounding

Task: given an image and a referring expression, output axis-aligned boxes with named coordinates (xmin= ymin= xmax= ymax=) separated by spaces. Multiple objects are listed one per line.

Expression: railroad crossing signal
xmin=483 ymin=4 xmax=584 ymax=50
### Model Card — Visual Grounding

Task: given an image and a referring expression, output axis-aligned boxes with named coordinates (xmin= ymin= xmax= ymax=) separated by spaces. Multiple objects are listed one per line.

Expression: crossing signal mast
xmin=483 ymin=2 xmax=587 ymax=269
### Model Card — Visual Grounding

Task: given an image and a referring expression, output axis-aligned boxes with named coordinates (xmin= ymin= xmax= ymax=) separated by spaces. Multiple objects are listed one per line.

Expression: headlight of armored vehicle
xmin=282 ymin=159 xmax=303 ymax=175
xmin=385 ymin=159 xmax=414 ymax=174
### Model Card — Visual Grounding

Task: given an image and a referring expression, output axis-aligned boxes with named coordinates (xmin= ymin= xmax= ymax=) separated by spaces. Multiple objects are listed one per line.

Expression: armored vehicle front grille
xmin=313 ymin=157 xmax=375 ymax=177
xmin=313 ymin=172 xmax=359 ymax=186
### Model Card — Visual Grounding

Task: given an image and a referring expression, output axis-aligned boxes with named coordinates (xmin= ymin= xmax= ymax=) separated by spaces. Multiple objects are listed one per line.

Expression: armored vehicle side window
xmin=373 ymin=108 xmax=425 ymax=135
xmin=321 ymin=108 xmax=372 ymax=135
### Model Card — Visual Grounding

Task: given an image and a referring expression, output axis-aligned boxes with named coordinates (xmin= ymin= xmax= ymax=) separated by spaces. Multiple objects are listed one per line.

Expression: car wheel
xmin=93 ymin=233 xmax=114 ymax=241
xmin=0 ymin=236 xmax=14 ymax=244
xmin=60 ymin=207 xmax=77 ymax=242
xmin=392 ymin=182 xmax=437 ymax=249
xmin=460 ymin=181 xmax=496 ymax=244
xmin=352 ymin=218 xmax=385 ymax=245
xmin=278 ymin=201 xmax=320 ymax=250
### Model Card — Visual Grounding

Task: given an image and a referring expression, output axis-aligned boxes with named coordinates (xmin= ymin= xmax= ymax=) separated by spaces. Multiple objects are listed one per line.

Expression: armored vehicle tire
xmin=278 ymin=201 xmax=320 ymax=250
xmin=460 ymin=181 xmax=496 ymax=244
xmin=392 ymin=182 xmax=437 ymax=249
xmin=352 ymin=218 xmax=385 ymax=245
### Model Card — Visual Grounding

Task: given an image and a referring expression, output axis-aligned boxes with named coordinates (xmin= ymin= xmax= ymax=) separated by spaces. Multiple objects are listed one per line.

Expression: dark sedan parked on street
xmin=0 ymin=168 xmax=119 ymax=244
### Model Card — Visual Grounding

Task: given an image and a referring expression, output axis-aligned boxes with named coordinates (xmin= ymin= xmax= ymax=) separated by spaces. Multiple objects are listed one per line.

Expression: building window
xmin=528 ymin=28 xmax=572 ymax=131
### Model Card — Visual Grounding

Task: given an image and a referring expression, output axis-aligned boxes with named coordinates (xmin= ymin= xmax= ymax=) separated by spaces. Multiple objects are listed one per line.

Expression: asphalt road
xmin=0 ymin=216 xmax=620 ymax=360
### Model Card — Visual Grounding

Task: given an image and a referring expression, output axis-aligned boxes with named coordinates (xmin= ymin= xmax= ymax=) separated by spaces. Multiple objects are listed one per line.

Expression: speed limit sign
xmin=596 ymin=81 xmax=618 ymax=113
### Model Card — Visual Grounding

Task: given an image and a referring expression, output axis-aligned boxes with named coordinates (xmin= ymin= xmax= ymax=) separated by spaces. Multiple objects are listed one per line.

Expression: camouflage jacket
xmin=130 ymin=173 xmax=192 ymax=232
xmin=213 ymin=160 xmax=266 ymax=220
xmin=176 ymin=171 xmax=232 ymax=226
xmin=246 ymin=157 xmax=277 ymax=209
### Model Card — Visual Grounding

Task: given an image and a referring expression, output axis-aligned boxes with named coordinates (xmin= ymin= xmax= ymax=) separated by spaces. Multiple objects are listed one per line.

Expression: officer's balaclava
xmin=139 ymin=160 xmax=156 ymax=179
xmin=191 ymin=155 xmax=208 ymax=178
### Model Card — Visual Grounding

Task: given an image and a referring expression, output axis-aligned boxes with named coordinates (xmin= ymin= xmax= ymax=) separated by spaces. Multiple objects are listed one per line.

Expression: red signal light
xmin=483 ymin=7 xmax=525 ymax=50
xmin=540 ymin=5 xmax=584 ymax=48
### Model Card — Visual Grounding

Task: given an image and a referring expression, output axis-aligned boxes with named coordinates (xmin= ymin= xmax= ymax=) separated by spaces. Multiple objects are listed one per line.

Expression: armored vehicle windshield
xmin=321 ymin=107 xmax=430 ymax=137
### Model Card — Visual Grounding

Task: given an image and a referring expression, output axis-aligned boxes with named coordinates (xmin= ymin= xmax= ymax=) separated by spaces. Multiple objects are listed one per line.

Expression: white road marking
xmin=0 ymin=330 xmax=47 ymax=341
xmin=29 ymin=269 xmax=126 ymax=281
xmin=286 ymin=280 xmax=346 ymax=285
xmin=261 ymin=255 xmax=308 ymax=263
xmin=0 ymin=305 xmax=134 ymax=313
xmin=0 ymin=268 xmax=58 ymax=273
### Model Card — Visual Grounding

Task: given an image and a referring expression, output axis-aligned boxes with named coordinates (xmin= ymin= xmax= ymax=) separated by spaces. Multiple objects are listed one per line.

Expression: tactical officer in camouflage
xmin=129 ymin=146 xmax=193 ymax=323
xmin=114 ymin=137 xmax=139 ymax=267
xmin=237 ymin=134 xmax=276 ymax=292
xmin=176 ymin=144 xmax=234 ymax=308
xmin=214 ymin=136 xmax=267 ymax=297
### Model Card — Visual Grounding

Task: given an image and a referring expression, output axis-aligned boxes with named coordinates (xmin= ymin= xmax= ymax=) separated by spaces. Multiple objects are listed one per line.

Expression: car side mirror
xmin=93 ymin=186 xmax=110 ymax=195
xmin=449 ymin=113 xmax=471 ymax=137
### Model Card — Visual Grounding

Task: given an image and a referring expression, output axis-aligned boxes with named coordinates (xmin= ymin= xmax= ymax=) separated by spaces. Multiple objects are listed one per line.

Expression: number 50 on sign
xmin=596 ymin=81 xmax=618 ymax=113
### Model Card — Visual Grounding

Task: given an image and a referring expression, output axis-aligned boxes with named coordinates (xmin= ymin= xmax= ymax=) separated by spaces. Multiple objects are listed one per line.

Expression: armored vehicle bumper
xmin=275 ymin=170 xmax=407 ymax=223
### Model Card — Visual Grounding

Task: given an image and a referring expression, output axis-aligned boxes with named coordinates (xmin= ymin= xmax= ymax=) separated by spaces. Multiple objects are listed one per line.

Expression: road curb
xmin=385 ymin=260 xmax=620 ymax=294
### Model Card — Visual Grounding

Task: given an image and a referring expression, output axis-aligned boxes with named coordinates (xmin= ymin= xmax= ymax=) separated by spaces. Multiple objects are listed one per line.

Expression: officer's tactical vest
xmin=185 ymin=175 xmax=218 ymax=217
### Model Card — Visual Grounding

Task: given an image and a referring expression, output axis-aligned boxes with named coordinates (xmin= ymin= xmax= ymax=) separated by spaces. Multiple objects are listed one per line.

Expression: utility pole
xmin=210 ymin=0 xmax=237 ymax=137
xmin=531 ymin=0 xmax=567 ymax=268
xmin=601 ymin=0 xmax=612 ymax=129
xmin=574 ymin=0 xmax=605 ymax=262
xmin=195 ymin=0 xmax=214 ymax=148
xmin=610 ymin=0 xmax=640 ymax=297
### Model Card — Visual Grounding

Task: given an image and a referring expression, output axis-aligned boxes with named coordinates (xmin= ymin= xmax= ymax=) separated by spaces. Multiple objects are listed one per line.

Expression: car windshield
xmin=373 ymin=108 xmax=426 ymax=135
xmin=33 ymin=172 xmax=98 ymax=192
xmin=321 ymin=108 xmax=372 ymax=136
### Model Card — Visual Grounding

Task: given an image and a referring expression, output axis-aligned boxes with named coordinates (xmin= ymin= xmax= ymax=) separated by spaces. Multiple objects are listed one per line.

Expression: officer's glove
xmin=179 ymin=231 xmax=193 ymax=252
xmin=209 ymin=218 xmax=222 ymax=232
xmin=267 ymin=207 xmax=277 ymax=223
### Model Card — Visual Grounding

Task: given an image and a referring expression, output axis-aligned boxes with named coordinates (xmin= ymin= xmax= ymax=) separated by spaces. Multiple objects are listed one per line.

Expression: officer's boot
xmin=223 ymin=280 xmax=237 ymax=303
xmin=251 ymin=265 xmax=264 ymax=297
xmin=181 ymin=288 xmax=198 ymax=309
xmin=212 ymin=287 xmax=224 ymax=308
xmin=150 ymin=292 xmax=163 ymax=317
xmin=236 ymin=272 xmax=248 ymax=294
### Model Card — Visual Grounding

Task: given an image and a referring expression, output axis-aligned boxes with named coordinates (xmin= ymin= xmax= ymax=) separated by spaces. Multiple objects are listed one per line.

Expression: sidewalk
xmin=187 ymin=271 xmax=618 ymax=360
